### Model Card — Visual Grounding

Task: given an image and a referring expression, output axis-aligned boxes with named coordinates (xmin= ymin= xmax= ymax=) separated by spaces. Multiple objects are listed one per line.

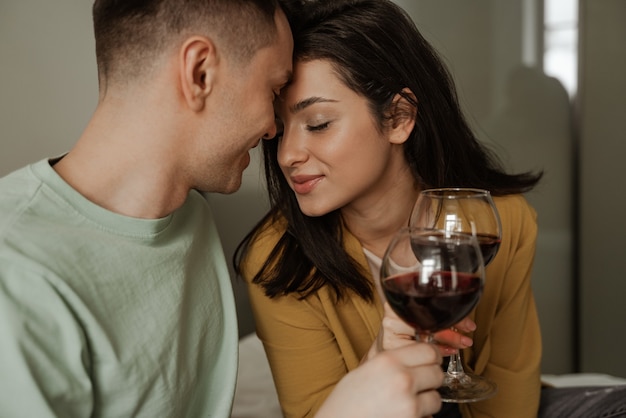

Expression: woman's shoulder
xmin=493 ymin=193 xmax=538 ymax=239
xmin=493 ymin=193 xmax=537 ymax=220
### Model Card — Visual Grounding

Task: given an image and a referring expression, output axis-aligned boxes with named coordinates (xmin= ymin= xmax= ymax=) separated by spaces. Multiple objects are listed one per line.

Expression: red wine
xmin=475 ymin=233 xmax=501 ymax=266
xmin=411 ymin=232 xmax=501 ymax=269
xmin=382 ymin=271 xmax=483 ymax=333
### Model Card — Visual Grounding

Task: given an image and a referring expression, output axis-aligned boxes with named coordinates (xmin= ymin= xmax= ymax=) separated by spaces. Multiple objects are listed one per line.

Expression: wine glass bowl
xmin=411 ymin=188 xmax=502 ymax=265
xmin=380 ymin=227 xmax=485 ymax=344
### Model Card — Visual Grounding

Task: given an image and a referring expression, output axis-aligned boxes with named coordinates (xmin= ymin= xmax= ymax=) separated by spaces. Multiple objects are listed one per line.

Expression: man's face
xmin=200 ymin=10 xmax=293 ymax=194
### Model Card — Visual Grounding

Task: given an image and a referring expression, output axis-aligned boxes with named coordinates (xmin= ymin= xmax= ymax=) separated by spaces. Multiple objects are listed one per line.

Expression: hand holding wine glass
xmin=375 ymin=303 xmax=476 ymax=356
xmin=318 ymin=343 xmax=444 ymax=418
xmin=410 ymin=188 xmax=501 ymax=402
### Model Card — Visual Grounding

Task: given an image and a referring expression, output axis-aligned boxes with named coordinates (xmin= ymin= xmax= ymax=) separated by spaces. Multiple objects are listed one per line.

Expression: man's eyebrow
xmin=289 ymin=97 xmax=338 ymax=113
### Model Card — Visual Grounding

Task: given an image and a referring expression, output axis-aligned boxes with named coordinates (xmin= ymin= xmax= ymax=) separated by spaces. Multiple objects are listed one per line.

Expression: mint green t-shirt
xmin=0 ymin=159 xmax=238 ymax=417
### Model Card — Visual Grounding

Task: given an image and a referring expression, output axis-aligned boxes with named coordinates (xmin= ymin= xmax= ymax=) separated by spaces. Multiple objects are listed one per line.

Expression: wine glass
xmin=380 ymin=225 xmax=485 ymax=355
xmin=411 ymin=187 xmax=501 ymax=403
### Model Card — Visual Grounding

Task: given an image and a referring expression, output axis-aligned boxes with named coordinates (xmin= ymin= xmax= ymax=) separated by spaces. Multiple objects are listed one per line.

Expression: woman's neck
xmin=341 ymin=168 xmax=420 ymax=258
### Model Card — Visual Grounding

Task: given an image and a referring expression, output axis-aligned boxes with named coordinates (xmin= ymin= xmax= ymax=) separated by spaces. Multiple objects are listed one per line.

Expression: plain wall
xmin=0 ymin=1 xmax=97 ymax=169
xmin=578 ymin=0 xmax=626 ymax=376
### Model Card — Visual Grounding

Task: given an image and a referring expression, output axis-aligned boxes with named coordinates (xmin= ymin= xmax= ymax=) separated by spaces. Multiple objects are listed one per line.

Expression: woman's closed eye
xmin=307 ymin=121 xmax=331 ymax=132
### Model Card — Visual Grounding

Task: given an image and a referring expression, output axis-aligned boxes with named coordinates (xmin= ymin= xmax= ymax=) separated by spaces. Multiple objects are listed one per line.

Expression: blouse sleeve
xmin=240 ymin=223 xmax=350 ymax=418
xmin=461 ymin=195 xmax=542 ymax=418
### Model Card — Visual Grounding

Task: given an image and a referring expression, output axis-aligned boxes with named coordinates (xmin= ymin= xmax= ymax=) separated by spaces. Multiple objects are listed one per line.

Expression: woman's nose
xmin=277 ymin=130 xmax=308 ymax=167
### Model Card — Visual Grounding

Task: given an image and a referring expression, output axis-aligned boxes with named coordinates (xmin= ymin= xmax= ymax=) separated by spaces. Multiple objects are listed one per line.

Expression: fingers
xmin=381 ymin=302 xmax=476 ymax=358
xmin=371 ymin=344 xmax=443 ymax=415
xmin=432 ymin=317 xmax=476 ymax=353
xmin=411 ymin=361 xmax=445 ymax=394
xmin=453 ymin=317 xmax=477 ymax=333
xmin=381 ymin=314 xmax=415 ymax=339
xmin=415 ymin=389 xmax=443 ymax=417
xmin=380 ymin=315 xmax=415 ymax=348
xmin=433 ymin=328 xmax=473 ymax=351
xmin=382 ymin=344 xmax=444 ymax=415
xmin=380 ymin=303 xmax=417 ymax=350
xmin=380 ymin=341 xmax=442 ymax=370
xmin=318 ymin=343 xmax=443 ymax=418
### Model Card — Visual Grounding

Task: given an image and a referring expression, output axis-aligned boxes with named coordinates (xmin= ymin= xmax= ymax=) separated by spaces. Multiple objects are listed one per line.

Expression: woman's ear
xmin=179 ymin=36 xmax=219 ymax=112
xmin=387 ymin=88 xmax=417 ymax=144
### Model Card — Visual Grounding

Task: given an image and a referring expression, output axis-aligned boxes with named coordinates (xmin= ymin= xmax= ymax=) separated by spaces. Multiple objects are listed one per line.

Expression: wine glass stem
xmin=447 ymin=352 xmax=467 ymax=378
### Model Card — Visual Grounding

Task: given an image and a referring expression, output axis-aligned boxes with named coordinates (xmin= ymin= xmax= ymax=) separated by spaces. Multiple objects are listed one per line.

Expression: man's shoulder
xmin=0 ymin=164 xmax=43 ymax=233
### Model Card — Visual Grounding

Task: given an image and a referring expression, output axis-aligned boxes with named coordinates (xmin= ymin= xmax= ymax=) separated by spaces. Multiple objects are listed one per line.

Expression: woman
xmin=235 ymin=0 xmax=543 ymax=417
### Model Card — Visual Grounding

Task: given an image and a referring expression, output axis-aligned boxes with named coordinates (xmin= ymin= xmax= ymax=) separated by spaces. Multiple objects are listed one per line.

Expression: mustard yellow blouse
xmin=241 ymin=194 xmax=542 ymax=418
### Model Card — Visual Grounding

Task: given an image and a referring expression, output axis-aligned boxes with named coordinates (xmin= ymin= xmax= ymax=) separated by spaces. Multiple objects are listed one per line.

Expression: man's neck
xmin=53 ymin=98 xmax=191 ymax=219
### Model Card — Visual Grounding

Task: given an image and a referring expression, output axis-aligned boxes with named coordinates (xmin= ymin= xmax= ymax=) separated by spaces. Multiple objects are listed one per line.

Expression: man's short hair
xmin=92 ymin=0 xmax=282 ymax=86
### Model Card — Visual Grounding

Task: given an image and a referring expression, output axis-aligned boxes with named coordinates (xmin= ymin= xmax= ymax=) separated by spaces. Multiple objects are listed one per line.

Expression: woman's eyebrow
xmin=289 ymin=97 xmax=338 ymax=114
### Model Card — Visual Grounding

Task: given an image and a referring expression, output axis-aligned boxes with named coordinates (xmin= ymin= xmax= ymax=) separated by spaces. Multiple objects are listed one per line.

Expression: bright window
xmin=544 ymin=0 xmax=579 ymax=97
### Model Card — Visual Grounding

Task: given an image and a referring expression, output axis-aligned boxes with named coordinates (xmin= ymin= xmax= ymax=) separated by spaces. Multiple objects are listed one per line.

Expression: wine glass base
xmin=439 ymin=372 xmax=498 ymax=403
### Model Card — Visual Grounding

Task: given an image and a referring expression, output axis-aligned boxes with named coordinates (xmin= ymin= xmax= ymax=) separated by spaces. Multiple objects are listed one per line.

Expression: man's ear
xmin=388 ymin=88 xmax=417 ymax=144
xmin=179 ymin=36 xmax=219 ymax=112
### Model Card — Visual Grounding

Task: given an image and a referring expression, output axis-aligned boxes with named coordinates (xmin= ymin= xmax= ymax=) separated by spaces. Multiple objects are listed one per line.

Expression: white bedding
xmin=232 ymin=333 xmax=626 ymax=418
xmin=233 ymin=333 xmax=282 ymax=418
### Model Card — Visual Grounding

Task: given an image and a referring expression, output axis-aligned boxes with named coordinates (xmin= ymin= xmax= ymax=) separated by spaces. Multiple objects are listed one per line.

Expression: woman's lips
xmin=291 ymin=175 xmax=324 ymax=195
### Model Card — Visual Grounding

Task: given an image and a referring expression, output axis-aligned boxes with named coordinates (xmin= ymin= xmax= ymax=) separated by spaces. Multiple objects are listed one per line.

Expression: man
xmin=0 ymin=1 xmax=442 ymax=417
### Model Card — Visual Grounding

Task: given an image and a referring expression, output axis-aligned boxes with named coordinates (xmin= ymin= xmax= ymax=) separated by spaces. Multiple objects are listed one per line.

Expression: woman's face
xmin=274 ymin=59 xmax=409 ymax=217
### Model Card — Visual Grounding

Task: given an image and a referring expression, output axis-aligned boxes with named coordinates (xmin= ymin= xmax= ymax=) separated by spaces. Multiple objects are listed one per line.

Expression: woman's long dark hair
xmin=234 ymin=0 xmax=542 ymax=302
